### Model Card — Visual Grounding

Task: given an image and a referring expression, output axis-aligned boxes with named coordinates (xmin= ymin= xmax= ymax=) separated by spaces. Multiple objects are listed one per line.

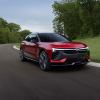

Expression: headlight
xmin=52 ymin=48 xmax=65 ymax=60
xmin=86 ymin=47 xmax=90 ymax=50
xmin=52 ymin=48 xmax=56 ymax=52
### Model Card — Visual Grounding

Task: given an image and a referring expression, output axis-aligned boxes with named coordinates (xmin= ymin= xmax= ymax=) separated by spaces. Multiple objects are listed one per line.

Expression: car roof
xmin=31 ymin=32 xmax=55 ymax=34
xmin=31 ymin=32 xmax=59 ymax=35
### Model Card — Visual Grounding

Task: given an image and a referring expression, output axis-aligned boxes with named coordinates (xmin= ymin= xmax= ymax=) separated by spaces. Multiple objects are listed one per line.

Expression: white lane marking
xmin=88 ymin=62 xmax=100 ymax=67
xmin=13 ymin=45 xmax=20 ymax=51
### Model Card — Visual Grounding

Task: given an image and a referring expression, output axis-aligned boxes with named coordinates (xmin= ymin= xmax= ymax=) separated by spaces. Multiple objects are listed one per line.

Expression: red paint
xmin=20 ymin=33 xmax=90 ymax=65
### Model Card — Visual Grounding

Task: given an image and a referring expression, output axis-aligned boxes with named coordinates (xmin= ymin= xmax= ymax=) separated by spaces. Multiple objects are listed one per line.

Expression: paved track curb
xmin=87 ymin=62 xmax=100 ymax=67
xmin=13 ymin=45 xmax=20 ymax=51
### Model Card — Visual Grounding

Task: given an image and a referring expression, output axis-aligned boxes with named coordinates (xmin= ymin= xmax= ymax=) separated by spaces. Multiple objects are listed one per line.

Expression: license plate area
xmin=67 ymin=53 xmax=86 ymax=62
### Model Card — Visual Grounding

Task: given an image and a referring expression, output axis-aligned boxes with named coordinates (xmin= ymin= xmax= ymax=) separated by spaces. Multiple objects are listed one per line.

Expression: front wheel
xmin=39 ymin=51 xmax=50 ymax=71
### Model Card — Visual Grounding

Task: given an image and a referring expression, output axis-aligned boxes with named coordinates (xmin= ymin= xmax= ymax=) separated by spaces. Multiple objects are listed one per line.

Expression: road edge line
xmin=87 ymin=62 xmax=100 ymax=67
xmin=13 ymin=45 xmax=20 ymax=51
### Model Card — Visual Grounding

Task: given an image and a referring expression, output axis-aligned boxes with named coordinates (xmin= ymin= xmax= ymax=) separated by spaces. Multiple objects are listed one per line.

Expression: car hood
xmin=48 ymin=42 xmax=87 ymax=49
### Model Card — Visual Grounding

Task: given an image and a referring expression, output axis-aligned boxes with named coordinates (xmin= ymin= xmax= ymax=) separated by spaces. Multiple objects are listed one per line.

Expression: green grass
xmin=75 ymin=36 xmax=100 ymax=62
xmin=15 ymin=43 xmax=20 ymax=48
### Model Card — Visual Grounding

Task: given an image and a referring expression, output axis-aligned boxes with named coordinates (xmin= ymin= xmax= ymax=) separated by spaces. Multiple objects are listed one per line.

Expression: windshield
xmin=38 ymin=33 xmax=70 ymax=42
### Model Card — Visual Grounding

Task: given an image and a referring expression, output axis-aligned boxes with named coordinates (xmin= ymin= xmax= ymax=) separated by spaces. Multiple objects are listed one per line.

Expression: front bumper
xmin=50 ymin=59 xmax=89 ymax=66
xmin=50 ymin=48 xmax=90 ymax=66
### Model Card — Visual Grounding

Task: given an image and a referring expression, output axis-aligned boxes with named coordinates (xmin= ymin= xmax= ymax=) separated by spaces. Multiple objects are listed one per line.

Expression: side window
xmin=25 ymin=35 xmax=31 ymax=42
xmin=31 ymin=35 xmax=38 ymax=42
xmin=25 ymin=34 xmax=38 ymax=42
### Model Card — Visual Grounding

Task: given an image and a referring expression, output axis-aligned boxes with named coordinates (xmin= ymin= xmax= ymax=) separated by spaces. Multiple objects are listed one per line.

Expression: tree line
xmin=0 ymin=18 xmax=31 ymax=43
xmin=52 ymin=0 xmax=100 ymax=39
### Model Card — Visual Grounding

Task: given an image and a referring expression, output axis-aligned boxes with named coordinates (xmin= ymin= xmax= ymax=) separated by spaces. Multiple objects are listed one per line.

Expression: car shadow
xmin=25 ymin=59 xmax=90 ymax=73
xmin=49 ymin=65 xmax=90 ymax=73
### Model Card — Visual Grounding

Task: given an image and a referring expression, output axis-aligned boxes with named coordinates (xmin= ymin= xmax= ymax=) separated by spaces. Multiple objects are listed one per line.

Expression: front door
xmin=27 ymin=34 xmax=39 ymax=59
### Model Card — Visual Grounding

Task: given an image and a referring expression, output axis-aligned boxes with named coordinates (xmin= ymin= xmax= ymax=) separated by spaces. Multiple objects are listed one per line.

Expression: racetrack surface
xmin=0 ymin=44 xmax=100 ymax=100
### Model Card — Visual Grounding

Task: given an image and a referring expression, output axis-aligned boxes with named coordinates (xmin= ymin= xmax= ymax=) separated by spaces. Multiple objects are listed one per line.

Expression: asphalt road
xmin=0 ymin=44 xmax=100 ymax=100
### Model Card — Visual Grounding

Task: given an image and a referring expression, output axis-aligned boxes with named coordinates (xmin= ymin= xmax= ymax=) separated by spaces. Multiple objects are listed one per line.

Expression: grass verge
xmin=75 ymin=36 xmax=100 ymax=62
xmin=15 ymin=43 xmax=20 ymax=49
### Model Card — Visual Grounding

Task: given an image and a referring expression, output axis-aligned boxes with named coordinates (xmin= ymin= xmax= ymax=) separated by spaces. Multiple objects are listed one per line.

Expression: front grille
xmin=63 ymin=49 xmax=88 ymax=54
xmin=52 ymin=48 xmax=89 ymax=61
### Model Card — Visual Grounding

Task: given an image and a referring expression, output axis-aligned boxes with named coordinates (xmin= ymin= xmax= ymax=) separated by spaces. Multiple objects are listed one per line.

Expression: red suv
xmin=20 ymin=33 xmax=90 ymax=71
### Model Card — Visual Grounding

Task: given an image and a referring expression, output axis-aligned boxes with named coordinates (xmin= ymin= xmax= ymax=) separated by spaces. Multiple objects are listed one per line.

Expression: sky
xmin=0 ymin=0 xmax=57 ymax=32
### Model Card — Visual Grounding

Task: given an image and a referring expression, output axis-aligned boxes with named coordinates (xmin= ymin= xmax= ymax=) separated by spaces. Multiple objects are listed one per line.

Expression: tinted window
xmin=25 ymin=34 xmax=38 ymax=42
xmin=38 ymin=33 xmax=70 ymax=42
xmin=25 ymin=36 xmax=31 ymax=42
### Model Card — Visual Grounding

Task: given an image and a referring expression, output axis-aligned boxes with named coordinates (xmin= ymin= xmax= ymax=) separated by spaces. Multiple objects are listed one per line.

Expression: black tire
xmin=19 ymin=49 xmax=27 ymax=61
xmin=39 ymin=51 xmax=50 ymax=71
xmin=80 ymin=63 xmax=87 ymax=67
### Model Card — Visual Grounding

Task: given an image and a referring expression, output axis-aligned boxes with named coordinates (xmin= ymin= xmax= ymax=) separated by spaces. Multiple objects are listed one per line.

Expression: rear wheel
xmin=39 ymin=51 xmax=50 ymax=71
xmin=19 ymin=49 xmax=27 ymax=61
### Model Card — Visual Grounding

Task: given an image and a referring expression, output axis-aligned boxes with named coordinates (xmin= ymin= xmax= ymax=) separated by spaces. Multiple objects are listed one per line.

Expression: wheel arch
xmin=39 ymin=48 xmax=46 ymax=56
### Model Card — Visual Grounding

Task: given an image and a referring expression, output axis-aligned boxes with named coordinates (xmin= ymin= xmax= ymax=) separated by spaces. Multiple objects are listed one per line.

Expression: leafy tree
xmin=0 ymin=18 xmax=10 ymax=43
xmin=0 ymin=27 xmax=10 ymax=43
xmin=53 ymin=1 xmax=81 ymax=39
xmin=0 ymin=18 xmax=8 ymax=28
xmin=8 ymin=23 xmax=21 ymax=32
xmin=0 ymin=17 xmax=31 ymax=43
xmin=20 ymin=30 xmax=32 ymax=40
xmin=53 ymin=0 xmax=100 ymax=39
